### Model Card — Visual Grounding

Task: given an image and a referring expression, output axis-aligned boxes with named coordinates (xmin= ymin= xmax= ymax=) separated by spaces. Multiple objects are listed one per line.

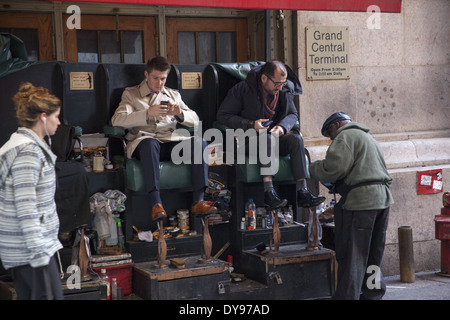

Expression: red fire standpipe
xmin=434 ymin=191 xmax=450 ymax=277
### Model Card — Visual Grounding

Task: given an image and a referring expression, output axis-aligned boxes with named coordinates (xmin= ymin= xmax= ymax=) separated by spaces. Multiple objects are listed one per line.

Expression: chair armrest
xmin=213 ymin=120 xmax=299 ymax=132
xmin=104 ymin=125 xmax=127 ymax=163
xmin=73 ymin=126 xmax=84 ymax=161
xmin=104 ymin=124 xmax=126 ymax=136
xmin=213 ymin=121 xmax=230 ymax=132
xmin=73 ymin=126 xmax=83 ymax=137
xmin=176 ymin=122 xmax=196 ymax=135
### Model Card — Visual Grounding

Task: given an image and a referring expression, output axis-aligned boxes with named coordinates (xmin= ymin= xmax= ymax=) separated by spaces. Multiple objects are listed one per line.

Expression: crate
xmin=133 ymin=256 xmax=230 ymax=300
xmin=240 ymin=243 xmax=336 ymax=299
xmin=92 ymin=263 xmax=134 ymax=295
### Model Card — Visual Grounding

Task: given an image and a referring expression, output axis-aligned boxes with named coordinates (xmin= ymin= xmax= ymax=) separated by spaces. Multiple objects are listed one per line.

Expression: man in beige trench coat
xmin=112 ymin=56 xmax=216 ymax=221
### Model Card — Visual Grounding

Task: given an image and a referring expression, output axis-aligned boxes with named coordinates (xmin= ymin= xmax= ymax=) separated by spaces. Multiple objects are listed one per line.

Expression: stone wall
xmin=297 ymin=0 xmax=450 ymax=276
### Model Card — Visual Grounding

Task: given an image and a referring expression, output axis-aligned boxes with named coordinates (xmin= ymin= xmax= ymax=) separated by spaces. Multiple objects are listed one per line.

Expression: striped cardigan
xmin=0 ymin=128 xmax=62 ymax=269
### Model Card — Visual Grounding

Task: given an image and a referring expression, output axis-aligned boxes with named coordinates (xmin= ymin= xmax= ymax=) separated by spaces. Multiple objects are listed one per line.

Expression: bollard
xmin=398 ymin=226 xmax=415 ymax=282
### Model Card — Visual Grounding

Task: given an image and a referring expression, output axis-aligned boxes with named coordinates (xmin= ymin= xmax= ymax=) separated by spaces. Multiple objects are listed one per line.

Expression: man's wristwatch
xmin=247 ymin=120 xmax=254 ymax=129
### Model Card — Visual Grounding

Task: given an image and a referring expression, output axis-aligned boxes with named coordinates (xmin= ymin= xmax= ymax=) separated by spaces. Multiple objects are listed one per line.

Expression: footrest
xmin=133 ymin=256 xmax=230 ymax=299
xmin=241 ymin=243 xmax=336 ymax=299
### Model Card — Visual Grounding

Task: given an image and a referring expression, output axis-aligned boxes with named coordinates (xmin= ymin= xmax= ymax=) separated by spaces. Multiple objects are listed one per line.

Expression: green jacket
xmin=309 ymin=122 xmax=394 ymax=210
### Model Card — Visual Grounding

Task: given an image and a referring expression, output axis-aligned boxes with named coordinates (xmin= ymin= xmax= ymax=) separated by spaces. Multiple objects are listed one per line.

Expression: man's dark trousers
xmin=333 ymin=204 xmax=390 ymax=300
xmin=245 ymin=132 xmax=308 ymax=179
xmin=132 ymin=136 xmax=209 ymax=193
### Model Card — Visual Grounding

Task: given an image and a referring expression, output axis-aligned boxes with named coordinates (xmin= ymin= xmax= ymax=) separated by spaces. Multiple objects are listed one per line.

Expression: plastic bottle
xmin=245 ymin=198 xmax=256 ymax=230
xmin=106 ymin=213 xmax=119 ymax=246
xmin=285 ymin=205 xmax=294 ymax=225
xmin=256 ymin=209 xmax=262 ymax=229
xmin=99 ymin=268 xmax=110 ymax=300
xmin=111 ymin=277 xmax=118 ymax=300
xmin=245 ymin=211 xmax=249 ymax=229
xmin=240 ymin=217 xmax=246 ymax=230
xmin=268 ymin=211 xmax=273 ymax=228
xmin=262 ymin=213 xmax=267 ymax=229
xmin=114 ymin=217 xmax=125 ymax=248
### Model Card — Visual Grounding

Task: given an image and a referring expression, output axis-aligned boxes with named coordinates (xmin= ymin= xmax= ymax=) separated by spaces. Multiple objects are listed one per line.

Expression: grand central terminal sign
xmin=306 ymin=26 xmax=349 ymax=80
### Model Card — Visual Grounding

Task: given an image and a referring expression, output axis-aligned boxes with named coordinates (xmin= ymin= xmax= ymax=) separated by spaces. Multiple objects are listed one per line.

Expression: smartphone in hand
xmin=160 ymin=100 xmax=169 ymax=111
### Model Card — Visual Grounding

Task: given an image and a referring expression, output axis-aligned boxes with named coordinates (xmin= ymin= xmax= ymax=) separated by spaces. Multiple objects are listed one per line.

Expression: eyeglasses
xmin=266 ymin=75 xmax=288 ymax=88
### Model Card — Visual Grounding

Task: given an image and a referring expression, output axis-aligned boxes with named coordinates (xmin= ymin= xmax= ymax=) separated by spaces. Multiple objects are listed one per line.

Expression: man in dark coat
xmin=217 ymin=60 xmax=324 ymax=208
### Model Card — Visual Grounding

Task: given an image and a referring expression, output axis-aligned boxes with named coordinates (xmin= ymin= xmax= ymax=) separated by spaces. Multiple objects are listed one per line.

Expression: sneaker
xmin=191 ymin=200 xmax=217 ymax=217
xmin=264 ymin=189 xmax=288 ymax=209
xmin=297 ymin=190 xmax=325 ymax=208
xmin=151 ymin=203 xmax=167 ymax=221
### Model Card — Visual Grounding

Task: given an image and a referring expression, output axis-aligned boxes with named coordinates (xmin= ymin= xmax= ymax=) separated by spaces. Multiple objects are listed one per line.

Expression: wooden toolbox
xmin=133 ymin=256 xmax=230 ymax=300
xmin=240 ymin=243 xmax=336 ymax=299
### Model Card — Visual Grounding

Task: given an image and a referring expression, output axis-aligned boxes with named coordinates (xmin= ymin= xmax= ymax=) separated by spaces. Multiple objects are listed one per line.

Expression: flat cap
xmin=321 ymin=112 xmax=352 ymax=137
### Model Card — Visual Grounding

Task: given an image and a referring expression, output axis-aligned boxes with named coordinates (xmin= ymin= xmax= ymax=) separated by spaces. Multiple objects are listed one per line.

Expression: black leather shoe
xmin=264 ymin=189 xmax=288 ymax=209
xmin=297 ymin=190 xmax=326 ymax=208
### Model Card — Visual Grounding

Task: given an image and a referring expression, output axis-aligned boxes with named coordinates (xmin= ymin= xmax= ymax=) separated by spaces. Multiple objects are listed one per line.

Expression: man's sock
xmin=296 ymin=180 xmax=308 ymax=193
xmin=149 ymin=189 xmax=162 ymax=207
xmin=264 ymin=180 xmax=274 ymax=192
xmin=193 ymin=188 xmax=205 ymax=205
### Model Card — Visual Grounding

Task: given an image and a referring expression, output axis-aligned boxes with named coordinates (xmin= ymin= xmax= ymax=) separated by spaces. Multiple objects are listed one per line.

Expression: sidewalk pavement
xmin=383 ymin=270 xmax=450 ymax=300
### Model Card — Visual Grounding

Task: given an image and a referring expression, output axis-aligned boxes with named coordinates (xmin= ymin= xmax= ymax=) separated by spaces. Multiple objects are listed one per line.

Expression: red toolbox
xmin=93 ymin=263 xmax=134 ymax=295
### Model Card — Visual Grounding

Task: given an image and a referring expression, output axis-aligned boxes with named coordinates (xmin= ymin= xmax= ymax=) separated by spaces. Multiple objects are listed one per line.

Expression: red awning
xmin=41 ymin=0 xmax=402 ymax=12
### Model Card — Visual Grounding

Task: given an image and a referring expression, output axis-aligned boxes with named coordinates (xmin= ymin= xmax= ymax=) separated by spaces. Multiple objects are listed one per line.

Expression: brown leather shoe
xmin=191 ymin=200 xmax=217 ymax=217
xmin=152 ymin=203 xmax=167 ymax=221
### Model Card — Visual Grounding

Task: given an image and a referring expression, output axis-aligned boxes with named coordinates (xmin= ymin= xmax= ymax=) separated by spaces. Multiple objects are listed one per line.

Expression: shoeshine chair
xmin=204 ymin=63 xmax=309 ymax=182
xmin=203 ymin=63 xmax=310 ymax=266
xmin=102 ymin=63 xmax=209 ymax=238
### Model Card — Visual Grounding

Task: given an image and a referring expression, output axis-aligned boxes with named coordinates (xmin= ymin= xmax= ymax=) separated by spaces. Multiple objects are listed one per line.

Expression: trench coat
xmin=112 ymin=79 xmax=199 ymax=159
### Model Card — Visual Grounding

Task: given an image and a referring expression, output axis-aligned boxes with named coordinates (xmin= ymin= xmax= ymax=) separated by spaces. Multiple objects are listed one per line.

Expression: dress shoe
xmin=297 ymin=190 xmax=325 ymax=208
xmin=191 ymin=200 xmax=217 ymax=217
xmin=264 ymin=189 xmax=288 ymax=209
xmin=151 ymin=203 xmax=167 ymax=221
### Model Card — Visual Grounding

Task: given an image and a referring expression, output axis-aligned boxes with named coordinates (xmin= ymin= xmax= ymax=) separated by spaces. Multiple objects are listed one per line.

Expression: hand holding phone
xmin=167 ymin=102 xmax=182 ymax=117
xmin=254 ymin=119 xmax=270 ymax=131
xmin=147 ymin=101 xmax=169 ymax=117
xmin=160 ymin=100 xmax=169 ymax=110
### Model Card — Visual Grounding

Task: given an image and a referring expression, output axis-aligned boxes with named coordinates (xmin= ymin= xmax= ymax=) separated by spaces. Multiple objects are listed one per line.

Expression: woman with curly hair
xmin=0 ymin=82 xmax=63 ymax=300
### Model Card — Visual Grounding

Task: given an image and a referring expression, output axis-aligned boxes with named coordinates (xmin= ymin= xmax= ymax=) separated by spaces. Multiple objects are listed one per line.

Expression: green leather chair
xmin=103 ymin=124 xmax=193 ymax=192
xmin=101 ymin=63 xmax=204 ymax=194
xmin=203 ymin=63 xmax=311 ymax=253
xmin=101 ymin=63 xmax=210 ymax=239
xmin=206 ymin=62 xmax=309 ymax=184
xmin=211 ymin=121 xmax=309 ymax=184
